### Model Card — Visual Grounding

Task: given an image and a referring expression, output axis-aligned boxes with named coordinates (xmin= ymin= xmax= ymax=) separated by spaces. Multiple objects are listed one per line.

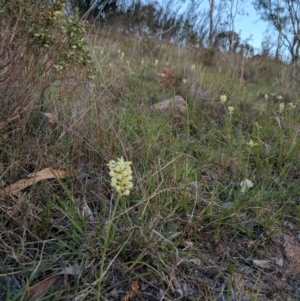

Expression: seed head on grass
xmin=108 ymin=157 xmax=133 ymax=196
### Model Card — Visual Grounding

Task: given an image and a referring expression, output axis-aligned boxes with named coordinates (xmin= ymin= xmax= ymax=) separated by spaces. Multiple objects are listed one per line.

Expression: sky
xmin=233 ymin=2 xmax=267 ymax=51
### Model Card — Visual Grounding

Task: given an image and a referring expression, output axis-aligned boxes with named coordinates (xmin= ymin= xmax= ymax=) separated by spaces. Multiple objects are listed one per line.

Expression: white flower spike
xmin=108 ymin=157 xmax=133 ymax=196
xmin=220 ymin=95 xmax=227 ymax=104
xmin=228 ymin=106 xmax=234 ymax=115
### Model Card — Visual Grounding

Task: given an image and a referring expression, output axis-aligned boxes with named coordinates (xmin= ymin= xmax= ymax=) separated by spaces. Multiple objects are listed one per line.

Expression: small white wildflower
xmin=220 ymin=95 xmax=227 ymax=104
xmin=264 ymin=94 xmax=268 ymax=100
xmin=183 ymin=79 xmax=187 ymax=85
xmin=277 ymin=95 xmax=283 ymax=100
xmin=254 ymin=122 xmax=262 ymax=129
xmin=191 ymin=64 xmax=196 ymax=71
xmin=154 ymin=59 xmax=158 ymax=66
xmin=279 ymin=102 xmax=284 ymax=113
xmin=228 ymin=106 xmax=234 ymax=115
xmin=240 ymin=179 xmax=254 ymax=193
xmin=288 ymin=102 xmax=296 ymax=109
xmin=247 ymin=139 xmax=257 ymax=148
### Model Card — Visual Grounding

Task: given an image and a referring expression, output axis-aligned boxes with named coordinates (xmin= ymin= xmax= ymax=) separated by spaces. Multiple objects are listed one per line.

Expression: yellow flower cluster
xmin=220 ymin=95 xmax=227 ymax=104
xmin=247 ymin=139 xmax=257 ymax=148
xmin=228 ymin=106 xmax=234 ymax=115
xmin=108 ymin=157 xmax=133 ymax=196
xmin=288 ymin=102 xmax=296 ymax=109
xmin=279 ymin=102 xmax=284 ymax=113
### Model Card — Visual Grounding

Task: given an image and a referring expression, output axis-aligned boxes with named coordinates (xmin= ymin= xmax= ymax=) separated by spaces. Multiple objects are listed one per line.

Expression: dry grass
xmin=1 ymin=21 xmax=300 ymax=300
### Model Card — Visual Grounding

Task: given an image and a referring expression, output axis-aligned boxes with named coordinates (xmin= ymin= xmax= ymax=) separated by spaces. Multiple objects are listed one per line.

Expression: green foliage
xmin=2 ymin=26 xmax=300 ymax=300
xmin=0 ymin=0 xmax=95 ymax=128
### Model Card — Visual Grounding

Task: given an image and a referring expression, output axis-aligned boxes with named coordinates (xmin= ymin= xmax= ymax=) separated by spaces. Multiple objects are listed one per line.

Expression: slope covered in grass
xmin=1 ymin=25 xmax=300 ymax=300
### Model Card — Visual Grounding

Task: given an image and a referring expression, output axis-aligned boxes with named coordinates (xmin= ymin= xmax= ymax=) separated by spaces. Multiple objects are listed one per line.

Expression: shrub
xmin=0 ymin=0 xmax=95 ymax=129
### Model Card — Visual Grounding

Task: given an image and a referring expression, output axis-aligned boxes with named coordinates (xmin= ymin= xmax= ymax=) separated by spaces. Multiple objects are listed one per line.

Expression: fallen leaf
xmin=43 ymin=113 xmax=59 ymax=125
xmin=29 ymin=274 xmax=61 ymax=301
xmin=29 ymin=265 xmax=80 ymax=301
xmin=0 ymin=168 xmax=73 ymax=198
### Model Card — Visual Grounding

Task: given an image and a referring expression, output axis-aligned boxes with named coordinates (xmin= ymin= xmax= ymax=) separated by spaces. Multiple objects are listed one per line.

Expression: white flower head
xmin=220 ymin=95 xmax=227 ymax=104
xmin=183 ymin=78 xmax=187 ymax=85
xmin=264 ymin=94 xmax=268 ymax=100
xmin=240 ymin=179 xmax=254 ymax=193
xmin=154 ymin=59 xmax=158 ymax=66
xmin=254 ymin=122 xmax=262 ymax=129
xmin=279 ymin=102 xmax=284 ymax=113
xmin=288 ymin=102 xmax=296 ymax=109
xmin=228 ymin=106 xmax=234 ymax=115
xmin=247 ymin=139 xmax=257 ymax=148
xmin=108 ymin=157 xmax=133 ymax=196
xmin=277 ymin=95 xmax=283 ymax=100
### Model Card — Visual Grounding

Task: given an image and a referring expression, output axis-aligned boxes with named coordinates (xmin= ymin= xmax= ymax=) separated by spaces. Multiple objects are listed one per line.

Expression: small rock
xmin=150 ymin=95 xmax=187 ymax=114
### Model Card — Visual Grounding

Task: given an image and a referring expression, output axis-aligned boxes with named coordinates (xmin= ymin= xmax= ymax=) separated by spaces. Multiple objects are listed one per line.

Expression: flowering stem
xmin=97 ymin=195 xmax=121 ymax=299
xmin=246 ymin=149 xmax=251 ymax=180
xmin=97 ymin=156 xmax=133 ymax=297
xmin=226 ymin=113 xmax=232 ymax=145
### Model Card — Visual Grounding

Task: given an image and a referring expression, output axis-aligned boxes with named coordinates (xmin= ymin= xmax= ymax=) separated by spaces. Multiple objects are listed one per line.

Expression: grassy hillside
xmin=1 ymin=25 xmax=300 ymax=300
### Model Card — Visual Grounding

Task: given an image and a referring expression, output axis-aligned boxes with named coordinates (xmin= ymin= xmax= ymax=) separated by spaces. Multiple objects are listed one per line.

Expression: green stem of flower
xmin=256 ymin=128 xmax=260 ymax=166
xmin=97 ymin=195 xmax=121 ymax=299
xmin=246 ymin=149 xmax=251 ymax=180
